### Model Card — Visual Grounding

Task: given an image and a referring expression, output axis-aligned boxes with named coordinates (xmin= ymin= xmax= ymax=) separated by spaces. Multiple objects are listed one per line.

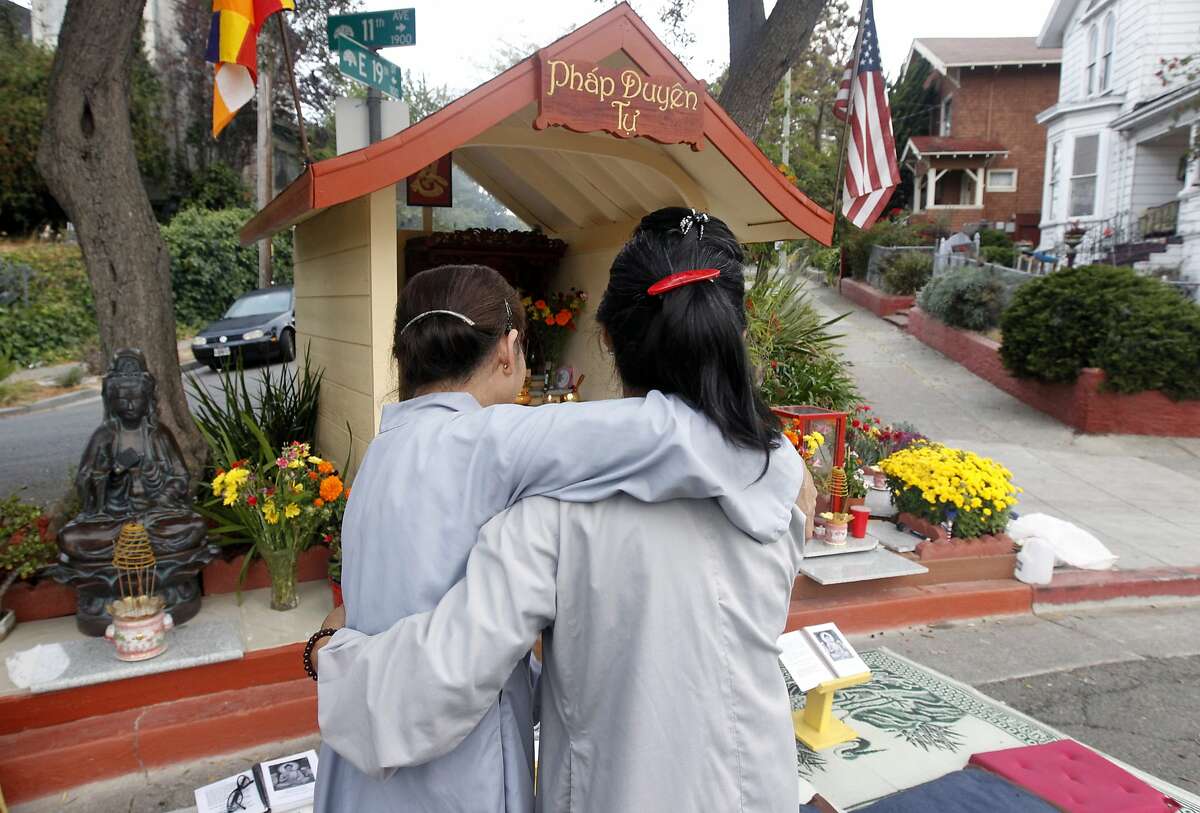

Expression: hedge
xmin=840 ymin=219 xmax=929 ymax=280
xmin=1000 ymin=265 xmax=1200 ymax=400
xmin=162 ymin=206 xmax=293 ymax=329
xmin=0 ymin=244 xmax=98 ymax=366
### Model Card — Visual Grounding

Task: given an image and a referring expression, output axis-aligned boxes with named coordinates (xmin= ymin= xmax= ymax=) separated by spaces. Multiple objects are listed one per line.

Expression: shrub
xmin=918 ymin=268 xmax=1009 ymax=331
xmin=1 ymin=496 xmax=56 ymax=597
xmin=810 ymin=246 xmax=842 ymax=287
xmin=745 ymin=270 xmax=859 ymax=412
xmin=1000 ymin=265 xmax=1200 ymax=399
xmin=840 ymin=219 xmax=928 ymax=280
xmin=0 ymin=245 xmax=98 ymax=366
xmin=981 ymin=245 xmax=1016 ymax=267
xmin=881 ymin=251 xmax=932 ymax=295
xmin=976 ymin=228 xmax=1013 ymax=249
xmin=162 ymin=207 xmax=293 ymax=329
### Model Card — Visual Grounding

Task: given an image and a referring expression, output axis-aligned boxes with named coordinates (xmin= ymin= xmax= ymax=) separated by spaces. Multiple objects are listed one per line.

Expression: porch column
xmin=975 ymin=166 xmax=985 ymax=206
xmin=926 ymin=168 xmax=937 ymax=209
xmin=913 ymin=175 xmax=922 ymax=213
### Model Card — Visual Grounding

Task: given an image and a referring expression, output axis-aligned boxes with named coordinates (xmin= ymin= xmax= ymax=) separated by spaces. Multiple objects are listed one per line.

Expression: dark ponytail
xmin=596 ymin=208 xmax=779 ymax=472
xmin=393 ymin=265 xmax=525 ymax=399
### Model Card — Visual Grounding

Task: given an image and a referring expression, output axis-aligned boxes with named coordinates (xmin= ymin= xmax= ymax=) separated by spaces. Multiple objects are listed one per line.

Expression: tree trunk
xmin=719 ymin=0 xmax=827 ymax=141
xmin=36 ymin=0 xmax=207 ymax=476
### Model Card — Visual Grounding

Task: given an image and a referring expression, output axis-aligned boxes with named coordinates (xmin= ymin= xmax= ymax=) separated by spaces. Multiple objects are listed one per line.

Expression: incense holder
xmin=104 ymin=596 xmax=172 ymax=661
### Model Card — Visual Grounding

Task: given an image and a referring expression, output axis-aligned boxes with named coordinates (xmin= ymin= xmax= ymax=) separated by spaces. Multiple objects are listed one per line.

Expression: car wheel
xmin=207 ymin=362 xmax=221 ymax=372
xmin=279 ymin=328 xmax=296 ymax=362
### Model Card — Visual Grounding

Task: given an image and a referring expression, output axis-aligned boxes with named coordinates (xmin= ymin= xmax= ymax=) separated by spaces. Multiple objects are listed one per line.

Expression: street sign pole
xmin=367 ymin=88 xmax=382 ymax=143
xmin=329 ymin=9 xmax=414 ymax=145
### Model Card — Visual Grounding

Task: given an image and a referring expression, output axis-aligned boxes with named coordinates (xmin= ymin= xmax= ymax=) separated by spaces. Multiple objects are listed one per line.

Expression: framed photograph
xmin=553 ymin=366 xmax=574 ymax=390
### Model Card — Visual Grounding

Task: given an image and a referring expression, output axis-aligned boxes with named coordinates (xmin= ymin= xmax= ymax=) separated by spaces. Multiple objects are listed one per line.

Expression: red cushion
xmin=969 ymin=741 xmax=1181 ymax=813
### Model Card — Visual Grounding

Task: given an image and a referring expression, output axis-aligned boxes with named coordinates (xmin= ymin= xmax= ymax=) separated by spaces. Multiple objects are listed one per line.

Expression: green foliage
xmin=0 ymin=25 xmax=171 ymax=234
xmin=887 ymin=57 xmax=939 ymax=211
xmin=1000 ymin=265 xmax=1200 ymax=399
xmin=840 ymin=219 xmax=929 ymax=280
xmin=56 ymin=366 xmax=84 ymax=388
xmin=189 ymin=351 xmax=323 ymax=474
xmin=977 ymin=228 xmax=1014 ymax=249
xmin=881 ymin=251 xmax=933 ymax=296
xmin=918 ymin=268 xmax=1010 ymax=331
xmin=0 ymin=245 xmax=98 ymax=366
xmin=810 ymin=246 xmax=841 ymax=287
xmin=177 ymin=164 xmax=251 ymax=211
xmin=0 ymin=496 xmax=55 ymax=584
xmin=981 ymin=245 xmax=1016 ymax=267
xmin=745 ymin=269 xmax=860 ymax=412
xmin=162 ymin=207 xmax=293 ymax=328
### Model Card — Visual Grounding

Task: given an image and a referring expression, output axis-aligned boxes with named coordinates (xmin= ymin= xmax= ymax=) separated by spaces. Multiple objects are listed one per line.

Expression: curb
xmin=787 ymin=566 xmax=1200 ymax=636
xmin=0 ymin=359 xmax=206 ymax=419
xmin=0 ymin=386 xmax=100 ymax=417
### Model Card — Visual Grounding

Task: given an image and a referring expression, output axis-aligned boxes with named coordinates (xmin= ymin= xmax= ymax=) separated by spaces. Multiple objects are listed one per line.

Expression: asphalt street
xmin=0 ymin=361 xmax=288 ymax=507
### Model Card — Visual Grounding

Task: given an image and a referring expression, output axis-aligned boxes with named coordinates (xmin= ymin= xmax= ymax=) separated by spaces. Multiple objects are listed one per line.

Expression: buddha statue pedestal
xmin=51 ymin=349 xmax=218 ymax=637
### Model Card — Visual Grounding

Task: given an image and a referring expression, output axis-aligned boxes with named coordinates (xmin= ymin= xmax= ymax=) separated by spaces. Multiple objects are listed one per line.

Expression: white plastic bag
xmin=6 ymin=643 xmax=70 ymax=689
xmin=1014 ymin=538 xmax=1056 ymax=585
xmin=1007 ymin=513 xmax=1118 ymax=571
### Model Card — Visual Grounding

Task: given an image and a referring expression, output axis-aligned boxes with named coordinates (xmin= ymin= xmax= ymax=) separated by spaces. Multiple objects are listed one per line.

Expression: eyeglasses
xmin=226 ymin=774 xmax=254 ymax=812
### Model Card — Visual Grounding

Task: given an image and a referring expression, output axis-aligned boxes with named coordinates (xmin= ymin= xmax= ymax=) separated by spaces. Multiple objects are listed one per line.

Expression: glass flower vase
xmin=261 ymin=547 xmax=300 ymax=611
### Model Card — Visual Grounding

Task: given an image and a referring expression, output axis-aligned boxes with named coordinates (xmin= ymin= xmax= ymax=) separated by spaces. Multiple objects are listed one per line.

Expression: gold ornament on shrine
xmin=828 ymin=466 xmax=849 ymax=513
xmin=107 ymin=522 xmax=164 ymax=618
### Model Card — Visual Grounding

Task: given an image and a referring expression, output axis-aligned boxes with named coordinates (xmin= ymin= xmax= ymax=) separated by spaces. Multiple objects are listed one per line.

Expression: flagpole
xmin=275 ymin=13 xmax=312 ymax=165
xmin=831 ymin=0 xmax=869 ymax=257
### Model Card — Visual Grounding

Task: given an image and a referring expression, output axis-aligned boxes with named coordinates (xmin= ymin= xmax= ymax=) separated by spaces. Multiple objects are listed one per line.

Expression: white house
xmin=1035 ymin=0 xmax=1200 ymax=287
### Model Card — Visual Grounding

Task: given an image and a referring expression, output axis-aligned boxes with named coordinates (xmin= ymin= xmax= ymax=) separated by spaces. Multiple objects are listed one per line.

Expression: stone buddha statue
xmin=53 ymin=349 xmax=217 ymax=636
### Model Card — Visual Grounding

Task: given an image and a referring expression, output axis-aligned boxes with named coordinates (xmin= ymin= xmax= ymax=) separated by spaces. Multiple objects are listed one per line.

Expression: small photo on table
xmin=268 ymin=756 xmax=315 ymax=791
xmin=813 ymin=628 xmax=854 ymax=662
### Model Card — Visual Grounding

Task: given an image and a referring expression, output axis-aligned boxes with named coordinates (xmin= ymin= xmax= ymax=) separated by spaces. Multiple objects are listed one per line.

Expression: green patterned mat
xmin=786 ymin=648 xmax=1200 ymax=811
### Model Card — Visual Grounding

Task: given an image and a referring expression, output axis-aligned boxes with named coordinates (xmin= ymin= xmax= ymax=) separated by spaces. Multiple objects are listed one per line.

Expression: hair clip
xmin=399 ymin=309 xmax=476 ymax=336
xmin=647 ymin=268 xmax=720 ymax=296
xmin=679 ymin=209 xmax=711 ymax=241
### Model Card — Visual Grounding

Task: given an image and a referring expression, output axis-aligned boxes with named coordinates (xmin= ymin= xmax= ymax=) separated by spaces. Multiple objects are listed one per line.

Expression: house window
xmin=987 ymin=169 xmax=1018 ymax=192
xmin=1048 ymin=141 xmax=1062 ymax=220
xmin=1100 ymin=13 xmax=1115 ymax=92
xmin=1069 ymin=134 xmax=1100 ymax=217
xmin=940 ymin=97 xmax=953 ymax=136
xmin=1086 ymin=25 xmax=1098 ymax=95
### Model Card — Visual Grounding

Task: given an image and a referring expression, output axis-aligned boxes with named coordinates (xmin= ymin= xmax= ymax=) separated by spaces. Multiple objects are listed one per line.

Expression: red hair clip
xmin=647 ymin=268 xmax=720 ymax=296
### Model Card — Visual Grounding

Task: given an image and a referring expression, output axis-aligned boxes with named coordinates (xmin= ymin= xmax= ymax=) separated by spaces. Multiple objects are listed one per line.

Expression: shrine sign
xmin=533 ymin=54 xmax=706 ymax=150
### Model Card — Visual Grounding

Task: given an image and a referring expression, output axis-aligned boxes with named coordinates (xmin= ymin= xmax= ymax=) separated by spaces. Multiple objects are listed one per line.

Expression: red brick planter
xmin=898 ymin=512 xmax=1015 ymax=560
xmin=907 ymin=307 xmax=1200 ymax=436
xmin=839 ymin=277 xmax=915 ymax=317
xmin=2 ymin=580 xmax=76 ymax=623
xmin=202 ymin=545 xmax=331 ymax=595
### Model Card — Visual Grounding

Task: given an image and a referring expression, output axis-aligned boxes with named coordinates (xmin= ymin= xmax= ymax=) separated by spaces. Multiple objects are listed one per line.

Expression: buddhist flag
xmin=206 ymin=0 xmax=296 ymax=137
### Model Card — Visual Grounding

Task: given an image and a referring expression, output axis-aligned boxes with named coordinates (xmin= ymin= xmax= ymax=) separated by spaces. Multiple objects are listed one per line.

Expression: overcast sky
xmin=363 ymin=0 xmax=1058 ymax=95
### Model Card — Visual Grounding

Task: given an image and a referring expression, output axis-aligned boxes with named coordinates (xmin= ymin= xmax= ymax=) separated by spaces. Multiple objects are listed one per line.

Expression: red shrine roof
xmin=241 ymin=3 xmax=834 ymax=246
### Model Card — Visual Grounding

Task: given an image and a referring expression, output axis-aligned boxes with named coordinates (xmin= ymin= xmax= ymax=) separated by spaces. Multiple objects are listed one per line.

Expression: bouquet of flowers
xmin=782 ymin=420 xmax=825 ymax=461
xmin=522 ymin=289 xmax=588 ymax=371
xmin=878 ymin=442 xmax=1020 ymax=538
xmin=210 ymin=441 xmax=348 ymax=610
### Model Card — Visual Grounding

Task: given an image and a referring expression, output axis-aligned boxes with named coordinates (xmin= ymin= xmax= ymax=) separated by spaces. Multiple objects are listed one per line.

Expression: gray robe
xmin=315 ymin=391 xmax=803 ymax=812
xmin=320 ymin=495 xmax=807 ymax=813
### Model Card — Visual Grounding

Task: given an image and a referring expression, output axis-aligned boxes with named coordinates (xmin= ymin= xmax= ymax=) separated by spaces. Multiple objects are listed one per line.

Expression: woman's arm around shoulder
xmin=316 ymin=496 xmax=563 ymax=777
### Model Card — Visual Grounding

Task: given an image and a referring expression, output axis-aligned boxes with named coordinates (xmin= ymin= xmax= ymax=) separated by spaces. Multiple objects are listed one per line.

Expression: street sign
xmin=335 ymin=36 xmax=403 ymax=99
xmin=327 ymin=9 xmax=415 ymax=50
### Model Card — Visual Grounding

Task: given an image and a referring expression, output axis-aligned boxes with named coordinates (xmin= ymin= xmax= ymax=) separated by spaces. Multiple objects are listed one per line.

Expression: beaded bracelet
xmin=303 ymin=628 xmax=338 ymax=681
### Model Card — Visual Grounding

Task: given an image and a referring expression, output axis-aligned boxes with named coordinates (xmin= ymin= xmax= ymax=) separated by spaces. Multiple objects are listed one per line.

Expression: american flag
xmin=837 ymin=0 xmax=900 ymax=229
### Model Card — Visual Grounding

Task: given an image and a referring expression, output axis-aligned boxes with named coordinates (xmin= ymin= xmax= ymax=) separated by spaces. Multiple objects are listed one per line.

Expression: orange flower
xmin=318 ymin=461 xmax=334 ymax=475
xmin=313 ymin=498 xmax=325 ymax=508
xmin=534 ymin=299 xmax=547 ymax=310
xmin=554 ymin=309 xmax=571 ymax=326
xmin=319 ymin=475 xmax=344 ymax=502
xmin=544 ymin=315 xmax=555 ymax=325
xmin=344 ymin=487 xmax=351 ymax=500
xmin=308 ymin=471 xmax=319 ymax=480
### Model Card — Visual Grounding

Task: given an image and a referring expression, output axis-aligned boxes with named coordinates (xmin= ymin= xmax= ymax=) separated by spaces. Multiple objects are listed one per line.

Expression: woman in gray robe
xmin=313 ymin=257 xmax=808 ymax=812
xmin=316 ymin=210 xmax=814 ymax=812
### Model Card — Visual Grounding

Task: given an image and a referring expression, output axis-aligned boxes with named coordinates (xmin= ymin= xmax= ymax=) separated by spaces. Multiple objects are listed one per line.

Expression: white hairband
xmin=399 ymin=309 xmax=476 ymax=336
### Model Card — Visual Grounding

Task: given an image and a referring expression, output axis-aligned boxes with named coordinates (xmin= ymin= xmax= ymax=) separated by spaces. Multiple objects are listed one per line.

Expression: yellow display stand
xmin=793 ymin=671 xmax=872 ymax=750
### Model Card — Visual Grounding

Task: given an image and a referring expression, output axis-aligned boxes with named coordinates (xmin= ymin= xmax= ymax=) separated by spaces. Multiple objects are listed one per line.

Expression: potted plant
xmin=0 ymin=497 xmax=58 ymax=640
xmin=819 ymin=511 xmax=853 ymax=545
xmin=878 ymin=442 xmax=1021 ymax=541
xmin=209 ymin=442 xmax=348 ymax=610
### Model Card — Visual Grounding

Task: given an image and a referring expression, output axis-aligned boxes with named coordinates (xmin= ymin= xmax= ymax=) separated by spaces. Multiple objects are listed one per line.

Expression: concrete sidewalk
xmin=809 ymin=283 xmax=1200 ymax=570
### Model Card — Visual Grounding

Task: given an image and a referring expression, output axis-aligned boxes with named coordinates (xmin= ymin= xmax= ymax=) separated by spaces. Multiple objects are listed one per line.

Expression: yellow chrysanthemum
xmin=284 ymin=503 xmax=301 ymax=519
xmin=263 ymin=501 xmax=279 ymax=525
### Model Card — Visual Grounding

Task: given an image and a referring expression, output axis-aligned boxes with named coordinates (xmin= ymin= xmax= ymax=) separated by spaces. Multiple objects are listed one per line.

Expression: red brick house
xmin=899 ymin=38 xmax=1061 ymax=242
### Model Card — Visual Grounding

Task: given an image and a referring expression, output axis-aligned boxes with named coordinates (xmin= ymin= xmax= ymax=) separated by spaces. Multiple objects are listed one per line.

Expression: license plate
xmin=214 ymin=347 xmax=231 ymax=357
